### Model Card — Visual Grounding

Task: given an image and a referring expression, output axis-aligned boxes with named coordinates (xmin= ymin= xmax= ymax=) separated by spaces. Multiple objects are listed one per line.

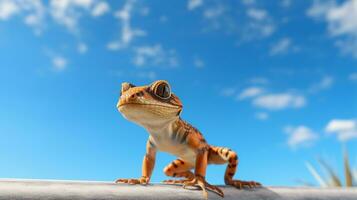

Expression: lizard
xmin=115 ymin=80 xmax=261 ymax=198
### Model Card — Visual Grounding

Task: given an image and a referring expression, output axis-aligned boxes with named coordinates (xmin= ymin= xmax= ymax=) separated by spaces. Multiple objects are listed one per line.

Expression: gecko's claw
xmin=182 ymin=177 xmax=224 ymax=199
xmin=115 ymin=176 xmax=149 ymax=185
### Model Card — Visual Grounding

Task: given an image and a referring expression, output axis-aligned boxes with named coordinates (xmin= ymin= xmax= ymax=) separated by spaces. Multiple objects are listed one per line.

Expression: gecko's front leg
xmin=115 ymin=138 xmax=156 ymax=185
xmin=183 ymin=141 xmax=224 ymax=199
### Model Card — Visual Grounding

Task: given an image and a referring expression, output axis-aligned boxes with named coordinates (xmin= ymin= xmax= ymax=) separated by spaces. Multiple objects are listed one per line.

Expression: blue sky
xmin=0 ymin=0 xmax=357 ymax=186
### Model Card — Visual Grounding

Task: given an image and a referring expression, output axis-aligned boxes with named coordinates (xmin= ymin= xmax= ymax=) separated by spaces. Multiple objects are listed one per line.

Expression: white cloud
xmin=307 ymin=0 xmax=357 ymax=58
xmin=108 ymin=0 xmax=146 ymax=50
xmin=188 ymin=0 xmax=203 ymax=11
xmin=91 ymin=1 xmax=109 ymax=17
xmin=243 ymin=8 xmax=275 ymax=39
xmin=309 ymin=76 xmax=334 ymax=93
xmin=203 ymin=5 xmax=225 ymax=19
xmin=77 ymin=42 xmax=88 ymax=54
xmin=0 ymin=0 xmax=110 ymax=35
xmin=325 ymin=119 xmax=357 ymax=141
xmin=24 ymin=1 xmax=45 ymax=35
xmin=133 ymin=44 xmax=178 ymax=68
xmin=255 ymin=112 xmax=269 ymax=120
xmin=237 ymin=87 xmax=264 ymax=100
xmin=193 ymin=57 xmax=205 ymax=68
xmin=52 ymin=56 xmax=67 ymax=72
xmin=349 ymin=72 xmax=357 ymax=81
xmin=0 ymin=0 xmax=19 ymax=20
xmin=253 ymin=93 xmax=306 ymax=110
xmin=198 ymin=1 xmax=275 ymax=41
xmin=49 ymin=0 xmax=95 ymax=34
xmin=247 ymin=8 xmax=267 ymax=21
xmin=285 ymin=126 xmax=318 ymax=148
xmin=0 ymin=0 xmax=45 ymax=35
xmin=270 ymin=38 xmax=297 ymax=55
xmin=106 ymin=42 xmax=121 ymax=50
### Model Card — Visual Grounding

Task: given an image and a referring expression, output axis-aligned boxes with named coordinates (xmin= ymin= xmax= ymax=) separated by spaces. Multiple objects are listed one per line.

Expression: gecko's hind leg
xmin=209 ymin=146 xmax=261 ymax=189
xmin=162 ymin=159 xmax=194 ymax=184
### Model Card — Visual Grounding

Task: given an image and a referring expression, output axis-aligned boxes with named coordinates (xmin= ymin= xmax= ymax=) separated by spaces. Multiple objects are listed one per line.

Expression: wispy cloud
xmin=246 ymin=8 xmax=267 ymax=21
xmin=133 ymin=44 xmax=178 ymax=68
xmin=285 ymin=125 xmax=318 ymax=148
xmin=198 ymin=1 xmax=276 ymax=41
xmin=270 ymin=38 xmax=291 ymax=55
xmin=325 ymin=119 xmax=357 ymax=141
xmin=253 ymin=93 xmax=306 ymax=110
xmin=91 ymin=1 xmax=110 ymax=17
xmin=0 ymin=0 xmax=45 ymax=35
xmin=77 ymin=42 xmax=88 ymax=54
xmin=237 ymin=87 xmax=264 ymax=100
xmin=255 ymin=112 xmax=269 ymax=120
xmin=193 ymin=56 xmax=205 ymax=68
xmin=349 ymin=72 xmax=357 ymax=81
xmin=0 ymin=0 xmax=19 ymax=20
xmin=50 ymin=0 xmax=93 ymax=34
xmin=203 ymin=5 xmax=225 ymax=19
xmin=307 ymin=0 xmax=357 ymax=58
xmin=308 ymin=75 xmax=334 ymax=93
xmin=0 ymin=0 xmax=110 ymax=35
xmin=107 ymin=0 xmax=146 ymax=50
xmin=187 ymin=0 xmax=203 ymax=11
xmin=52 ymin=56 xmax=67 ymax=72
xmin=269 ymin=37 xmax=298 ymax=56
xmin=243 ymin=6 xmax=275 ymax=40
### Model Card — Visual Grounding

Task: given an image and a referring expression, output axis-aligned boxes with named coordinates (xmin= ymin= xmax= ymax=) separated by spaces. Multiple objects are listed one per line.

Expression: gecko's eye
xmin=154 ymin=82 xmax=171 ymax=99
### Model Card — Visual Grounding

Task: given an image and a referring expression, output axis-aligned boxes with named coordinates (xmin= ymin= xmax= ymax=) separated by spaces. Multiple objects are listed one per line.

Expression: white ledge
xmin=0 ymin=179 xmax=356 ymax=200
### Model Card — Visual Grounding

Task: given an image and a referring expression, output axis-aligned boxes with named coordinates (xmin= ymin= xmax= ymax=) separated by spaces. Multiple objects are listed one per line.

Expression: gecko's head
xmin=117 ymin=80 xmax=183 ymax=128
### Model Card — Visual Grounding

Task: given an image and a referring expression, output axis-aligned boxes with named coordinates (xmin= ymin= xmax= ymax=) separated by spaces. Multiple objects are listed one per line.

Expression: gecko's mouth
xmin=118 ymin=102 xmax=181 ymax=109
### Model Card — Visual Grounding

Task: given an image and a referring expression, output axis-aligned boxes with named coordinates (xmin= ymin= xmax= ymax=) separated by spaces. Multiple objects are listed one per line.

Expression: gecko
xmin=115 ymin=80 xmax=261 ymax=198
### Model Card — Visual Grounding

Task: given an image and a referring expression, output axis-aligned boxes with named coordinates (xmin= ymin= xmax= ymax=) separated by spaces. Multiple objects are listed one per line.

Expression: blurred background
xmin=0 ymin=0 xmax=356 ymax=187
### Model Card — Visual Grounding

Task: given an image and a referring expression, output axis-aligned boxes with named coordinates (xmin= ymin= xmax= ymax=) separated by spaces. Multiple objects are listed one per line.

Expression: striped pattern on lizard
xmin=115 ymin=80 xmax=261 ymax=199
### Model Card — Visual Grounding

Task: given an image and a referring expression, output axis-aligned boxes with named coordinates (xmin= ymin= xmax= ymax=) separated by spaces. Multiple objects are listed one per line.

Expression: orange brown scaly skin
xmin=115 ymin=80 xmax=261 ymax=199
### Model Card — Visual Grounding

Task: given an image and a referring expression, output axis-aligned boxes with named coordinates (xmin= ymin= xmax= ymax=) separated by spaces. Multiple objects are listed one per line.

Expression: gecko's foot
xmin=162 ymin=178 xmax=193 ymax=185
xmin=115 ymin=176 xmax=149 ymax=185
xmin=183 ymin=176 xmax=224 ymax=199
xmin=226 ymin=180 xmax=261 ymax=189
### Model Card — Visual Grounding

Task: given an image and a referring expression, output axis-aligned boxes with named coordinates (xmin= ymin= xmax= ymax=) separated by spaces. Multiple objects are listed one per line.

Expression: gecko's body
xmin=116 ymin=80 xmax=261 ymax=198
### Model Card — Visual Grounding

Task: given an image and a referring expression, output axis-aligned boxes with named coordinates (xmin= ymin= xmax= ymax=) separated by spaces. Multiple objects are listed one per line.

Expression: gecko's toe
xmin=182 ymin=179 xmax=197 ymax=189
xmin=163 ymin=178 xmax=193 ymax=185
xmin=205 ymin=183 xmax=224 ymax=198
xmin=115 ymin=178 xmax=145 ymax=185
xmin=228 ymin=180 xmax=261 ymax=189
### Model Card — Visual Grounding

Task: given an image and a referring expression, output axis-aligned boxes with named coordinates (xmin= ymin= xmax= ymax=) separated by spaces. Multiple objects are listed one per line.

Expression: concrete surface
xmin=0 ymin=179 xmax=356 ymax=200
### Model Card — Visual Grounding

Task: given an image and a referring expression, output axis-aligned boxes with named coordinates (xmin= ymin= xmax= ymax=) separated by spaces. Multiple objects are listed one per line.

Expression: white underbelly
xmin=152 ymin=136 xmax=196 ymax=165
